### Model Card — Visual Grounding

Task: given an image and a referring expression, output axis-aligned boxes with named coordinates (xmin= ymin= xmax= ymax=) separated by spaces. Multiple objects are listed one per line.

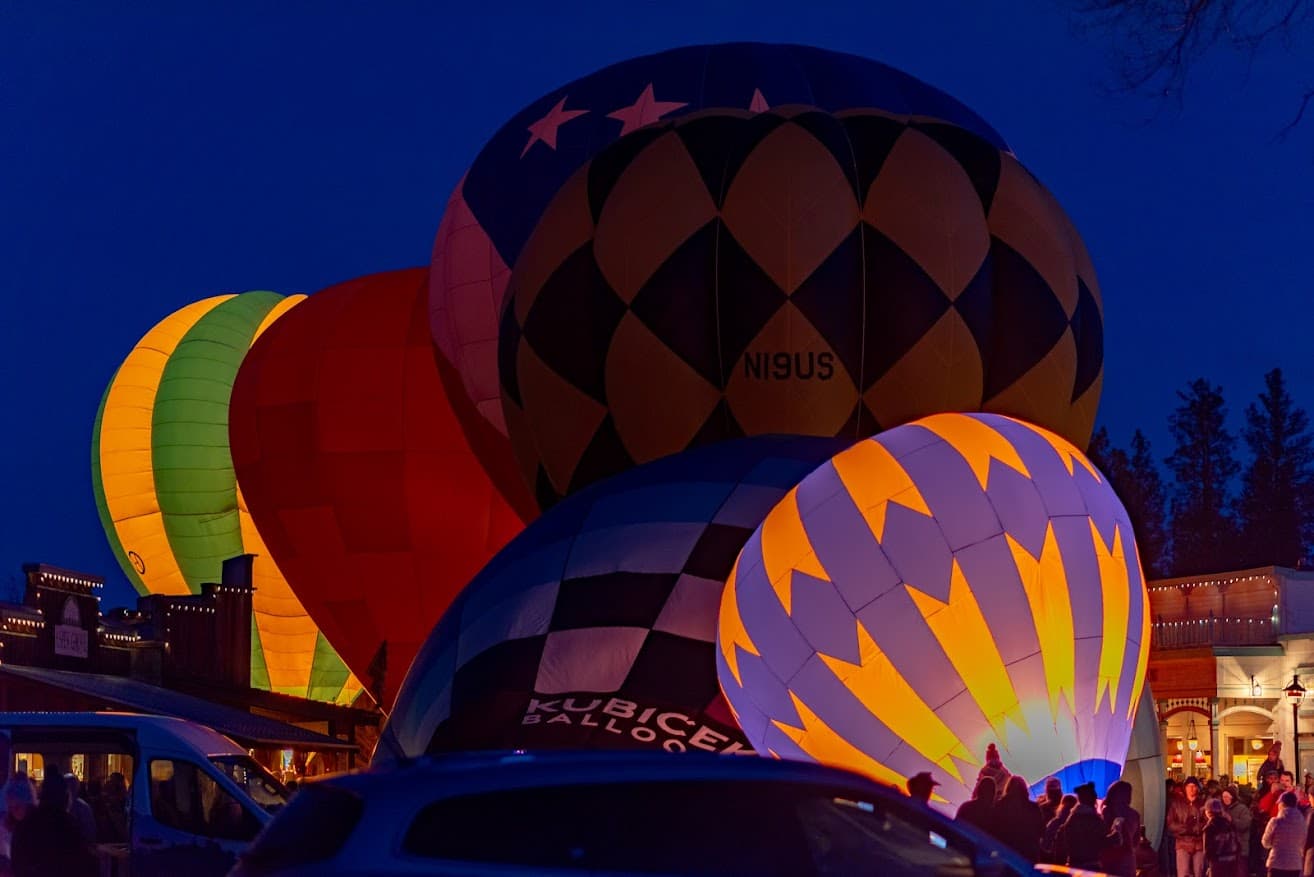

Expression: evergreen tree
xmin=1236 ymin=368 xmax=1314 ymax=568
xmin=1126 ymin=430 xmax=1170 ymax=578
xmin=1165 ymin=379 xmax=1239 ymax=575
xmin=1087 ymin=427 xmax=1124 ymax=477
xmin=1089 ymin=426 xmax=1169 ymax=577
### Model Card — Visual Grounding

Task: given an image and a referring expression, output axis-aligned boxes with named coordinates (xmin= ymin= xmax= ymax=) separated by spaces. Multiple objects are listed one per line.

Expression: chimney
xmin=211 ymin=554 xmax=255 ymax=690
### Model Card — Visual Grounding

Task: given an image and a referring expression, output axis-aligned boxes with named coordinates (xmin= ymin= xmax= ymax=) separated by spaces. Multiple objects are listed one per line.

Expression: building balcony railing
xmin=1151 ymin=614 xmax=1277 ymax=650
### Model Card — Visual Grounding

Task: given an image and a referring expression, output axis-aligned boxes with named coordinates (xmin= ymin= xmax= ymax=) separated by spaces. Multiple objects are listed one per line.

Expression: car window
xmin=209 ymin=755 xmax=289 ymax=813
xmin=402 ymin=780 xmax=979 ymax=875
xmin=148 ymin=759 xmax=261 ymax=842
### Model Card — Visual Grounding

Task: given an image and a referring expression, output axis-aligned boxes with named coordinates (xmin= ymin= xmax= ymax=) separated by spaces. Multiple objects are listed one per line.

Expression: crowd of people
xmin=905 ymin=740 xmax=1314 ymax=877
xmin=0 ymin=766 xmax=122 ymax=877
xmin=910 ymin=742 xmax=1150 ymax=875
xmin=1157 ymin=741 xmax=1314 ymax=877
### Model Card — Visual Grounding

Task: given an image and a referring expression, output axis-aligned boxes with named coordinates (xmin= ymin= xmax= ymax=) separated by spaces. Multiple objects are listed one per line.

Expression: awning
xmin=0 ymin=664 xmax=355 ymax=751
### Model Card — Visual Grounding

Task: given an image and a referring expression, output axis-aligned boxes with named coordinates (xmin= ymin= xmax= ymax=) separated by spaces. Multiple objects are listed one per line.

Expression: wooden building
xmin=0 ymin=559 xmax=379 ymax=775
xmin=1147 ymin=565 xmax=1314 ymax=785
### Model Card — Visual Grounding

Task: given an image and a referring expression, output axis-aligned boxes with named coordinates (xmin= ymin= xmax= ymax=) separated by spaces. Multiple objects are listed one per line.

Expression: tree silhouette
xmin=1088 ymin=426 xmax=1125 ymax=478
xmin=1235 ymin=368 xmax=1314 ymax=568
xmin=1074 ymin=0 xmax=1314 ymax=137
xmin=1126 ymin=430 xmax=1170 ymax=577
xmin=1165 ymin=378 xmax=1239 ymax=575
xmin=1089 ymin=426 xmax=1170 ymax=577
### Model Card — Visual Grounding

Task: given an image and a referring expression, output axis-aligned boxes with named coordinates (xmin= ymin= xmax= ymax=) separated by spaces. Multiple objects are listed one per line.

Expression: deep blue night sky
xmin=3 ymin=1 xmax=1311 ymax=610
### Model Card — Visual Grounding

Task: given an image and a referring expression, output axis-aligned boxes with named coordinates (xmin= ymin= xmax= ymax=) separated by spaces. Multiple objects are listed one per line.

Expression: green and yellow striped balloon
xmin=91 ymin=291 xmax=361 ymax=704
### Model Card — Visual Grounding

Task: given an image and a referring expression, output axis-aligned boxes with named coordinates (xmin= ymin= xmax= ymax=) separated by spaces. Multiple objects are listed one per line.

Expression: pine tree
xmin=1087 ymin=427 xmax=1124 ymax=477
xmin=1165 ymin=379 xmax=1239 ymax=576
xmin=1126 ymin=430 xmax=1170 ymax=578
xmin=1089 ymin=426 xmax=1169 ymax=578
xmin=1236 ymin=368 xmax=1314 ymax=568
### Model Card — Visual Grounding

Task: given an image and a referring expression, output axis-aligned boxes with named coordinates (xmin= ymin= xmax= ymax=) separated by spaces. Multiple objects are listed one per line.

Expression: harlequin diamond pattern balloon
xmin=716 ymin=412 xmax=1148 ymax=810
xmin=431 ymin=41 xmax=1011 ymax=441
xmin=374 ymin=435 xmax=853 ymax=765
xmin=501 ymin=107 xmax=1102 ymax=507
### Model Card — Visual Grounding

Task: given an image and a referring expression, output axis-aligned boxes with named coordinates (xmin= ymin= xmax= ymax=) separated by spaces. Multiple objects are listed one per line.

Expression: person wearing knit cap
xmin=976 ymin=743 xmax=1012 ymax=801
xmin=1261 ymin=791 xmax=1304 ymax=876
xmin=1220 ymin=784 xmax=1251 ymax=863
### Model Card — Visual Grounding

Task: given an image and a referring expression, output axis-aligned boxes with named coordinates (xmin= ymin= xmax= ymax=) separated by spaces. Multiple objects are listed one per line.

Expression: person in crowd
xmin=63 ymin=775 xmax=96 ymax=845
xmin=1134 ymin=825 xmax=1160 ymax=875
xmin=1041 ymin=793 xmax=1078 ymax=864
xmin=1261 ymin=791 xmax=1304 ymax=877
xmin=1058 ymin=781 xmax=1108 ymax=870
xmin=0 ymin=775 xmax=37 ymax=875
xmin=1219 ymin=785 xmax=1252 ymax=866
xmin=956 ymin=776 xmax=998 ymax=836
xmin=1299 ymin=792 xmax=1314 ymax=877
xmin=977 ymin=744 xmax=1011 ymax=800
xmin=1167 ymin=776 xmax=1207 ymax=877
xmin=1261 ymin=772 xmax=1302 ymax=818
xmin=1038 ymin=776 xmax=1063 ymax=825
xmin=1250 ymin=781 xmax=1273 ymax=877
xmin=1258 ymin=744 xmax=1285 ymax=787
xmin=1100 ymin=779 xmax=1142 ymax=877
xmin=1161 ymin=778 xmax=1180 ymax=877
xmin=94 ymin=773 xmax=128 ymax=844
xmin=906 ymin=771 xmax=939 ymax=806
xmin=1202 ymin=797 xmax=1243 ymax=877
xmin=10 ymin=773 xmax=95 ymax=877
xmin=993 ymin=775 xmax=1045 ymax=861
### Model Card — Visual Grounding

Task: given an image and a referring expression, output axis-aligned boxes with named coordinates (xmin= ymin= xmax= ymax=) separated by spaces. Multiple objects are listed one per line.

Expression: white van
xmin=0 ymin=712 xmax=289 ymax=877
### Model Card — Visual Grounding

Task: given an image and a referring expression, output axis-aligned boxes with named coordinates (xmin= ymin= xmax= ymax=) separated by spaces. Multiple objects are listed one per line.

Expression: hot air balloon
xmin=228 ymin=269 xmax=527 ymax=708
xmin=716 ymin=413 xmax=1148 ymax=810
xmin=374 ymin=435 xmax=854 ymax=765
xmin=430 ymin=42 xmax=1011 ymax=444
xmin=91 ymin=291 xmax=360 ymax=703
xmin=1122 ymin=684 xmax=1165 ymax=849
xmin=501 ymin=107 xmax=1102 ymax=506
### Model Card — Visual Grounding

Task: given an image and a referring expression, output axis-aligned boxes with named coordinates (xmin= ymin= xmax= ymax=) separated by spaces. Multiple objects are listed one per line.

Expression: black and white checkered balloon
xmin=376 ymin=435 xmax=853 ymax=762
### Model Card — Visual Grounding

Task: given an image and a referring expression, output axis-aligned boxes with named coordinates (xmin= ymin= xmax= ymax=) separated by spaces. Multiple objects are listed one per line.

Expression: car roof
xmin=278 ymin=751 xmax=1035 ymax=875
xmin=333 ymin=752 xmax=904 ymax=799
xmin=0 ymin=710 xmax=247 ymax=757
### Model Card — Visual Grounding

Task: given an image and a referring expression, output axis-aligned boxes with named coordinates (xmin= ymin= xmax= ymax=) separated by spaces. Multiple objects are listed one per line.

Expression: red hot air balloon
xmin=229 ymin=268 xmax=528 ymax=707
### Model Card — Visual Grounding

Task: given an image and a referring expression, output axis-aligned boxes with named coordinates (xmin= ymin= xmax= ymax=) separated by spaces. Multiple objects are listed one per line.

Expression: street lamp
xmin=1286 ymin=674 xmax=1306 ymax=780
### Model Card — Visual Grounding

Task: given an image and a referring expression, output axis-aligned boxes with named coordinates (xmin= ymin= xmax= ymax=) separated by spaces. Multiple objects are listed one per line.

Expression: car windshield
xmin=209 ymin=755 xmax=289 ymax=813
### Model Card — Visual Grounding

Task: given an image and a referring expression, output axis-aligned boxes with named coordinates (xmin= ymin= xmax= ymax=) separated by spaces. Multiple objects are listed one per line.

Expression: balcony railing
xmin=1151 ymin=614 xmax=1276 ymax=649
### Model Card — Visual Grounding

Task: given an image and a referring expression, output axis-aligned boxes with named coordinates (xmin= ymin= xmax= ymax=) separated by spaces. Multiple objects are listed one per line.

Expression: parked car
xmin=0 ymin=711 xmax=288 ymax=877
xmin=232 ymin=750 xmax=1094 ymax=876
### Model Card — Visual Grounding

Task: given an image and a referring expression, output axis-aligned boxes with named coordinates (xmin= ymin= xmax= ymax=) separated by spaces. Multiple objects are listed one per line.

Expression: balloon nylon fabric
xmin=376 ymin=434 xmax=854 ymax=765
xmin=228 ymin=268 xmax=526 ymax=710
xmin=431 ymin=41 xmax=1013 ymax=443
xmin=501 ymin=107 xmax=1102 ymax=507
xmin=92 ymin=292 xmax=357 ymax=703
xmin=93 ymin=295 xmax=233 ymax=597
xmin=717 ymin=413 xmax=1149 ymax=811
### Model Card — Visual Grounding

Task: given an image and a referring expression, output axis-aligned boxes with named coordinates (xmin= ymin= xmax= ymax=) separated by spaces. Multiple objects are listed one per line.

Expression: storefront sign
xmin=54 ymin=596 xmax=88 ymax=658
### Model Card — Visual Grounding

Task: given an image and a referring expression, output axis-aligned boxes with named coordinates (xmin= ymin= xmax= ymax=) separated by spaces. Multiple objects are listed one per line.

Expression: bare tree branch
xmin=1073 ymin=0 xmax=1313 ymax=136
xmin=1278 ymin=88 xmax=1314 ymax=141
